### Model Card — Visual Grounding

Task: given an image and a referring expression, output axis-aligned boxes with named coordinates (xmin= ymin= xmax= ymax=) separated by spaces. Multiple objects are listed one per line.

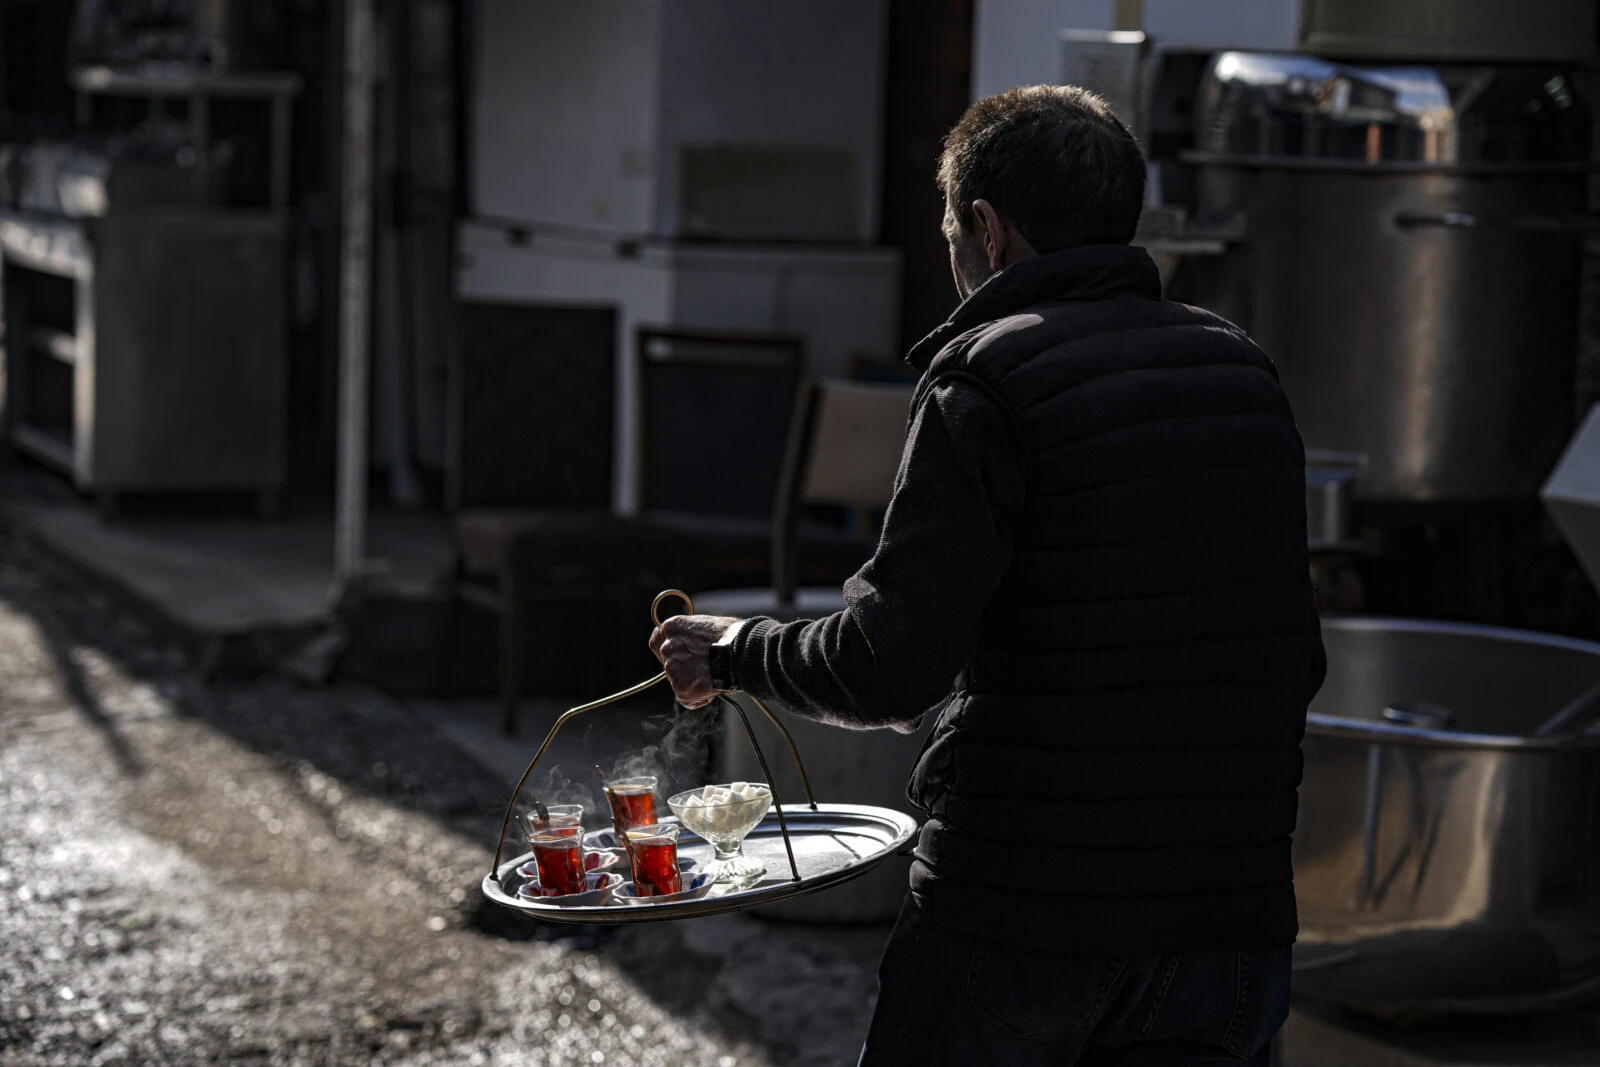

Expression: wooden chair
xmin=450 ymin=323 xmax=809 ymax=734
xmin=699 ymin=378 xmax=913 ymax=616
xmin=453 ymin=509 xmax=698 ymax=733
xmin=638 ymin=331 xmax=900 ymax=589
xmin=848 ymin=349 xmax=921 ymax=386
xmin=635 ymin=326 xmax=805 ymax=543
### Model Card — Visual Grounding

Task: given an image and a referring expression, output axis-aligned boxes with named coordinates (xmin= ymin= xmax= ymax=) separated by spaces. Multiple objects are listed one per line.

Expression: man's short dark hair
xmin=938 ymin=85 xmax=1146 ymax=254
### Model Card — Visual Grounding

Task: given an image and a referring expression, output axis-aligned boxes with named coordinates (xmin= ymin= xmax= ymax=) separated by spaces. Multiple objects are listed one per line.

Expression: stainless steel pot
xmin=1295 ymin=617 xmax=1600 ymax=1010
xmin=1176 ymin=53 xmax=1591 ymax=503
xmin=1300 ymin=0 xmax=1596 ymax=64
xmin=1222 ymin=165 xmax=1584 ymax=502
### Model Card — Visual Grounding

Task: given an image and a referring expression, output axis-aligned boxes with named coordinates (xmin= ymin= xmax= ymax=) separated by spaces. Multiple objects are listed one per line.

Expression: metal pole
xmin=335 ymin=0 xmax=377 ymax=597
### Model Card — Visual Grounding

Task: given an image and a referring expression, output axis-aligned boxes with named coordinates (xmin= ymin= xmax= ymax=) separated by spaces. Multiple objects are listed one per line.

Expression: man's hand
xmin=648 ymin=614 xmax=741 ymax=709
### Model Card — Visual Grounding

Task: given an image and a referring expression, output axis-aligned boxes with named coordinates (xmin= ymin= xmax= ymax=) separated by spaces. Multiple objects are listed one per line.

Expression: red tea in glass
xmin=525 ymin=803 xmax=583 ymax=837
xmin=529 ymin=825 xmax=586 ymax=896
xmin=604 ymin=777 xmax=658 ymax=838
xmin=625 ymin=824 xmax=683 ymax=897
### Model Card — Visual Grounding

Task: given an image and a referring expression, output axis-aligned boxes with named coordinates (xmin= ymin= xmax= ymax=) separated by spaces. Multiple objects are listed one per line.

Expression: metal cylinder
xmin=1180 ymin=53 xmax=1592 ymax=503
xmin=1301 ymin=0 xmax=1596 ymax=63
xmin=1228 ymin=166 xmax=1582 ymax=500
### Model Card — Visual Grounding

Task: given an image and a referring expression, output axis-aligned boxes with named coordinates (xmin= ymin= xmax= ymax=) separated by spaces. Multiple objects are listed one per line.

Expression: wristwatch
xmin=708 ymin=620 xmax=748 ymax=692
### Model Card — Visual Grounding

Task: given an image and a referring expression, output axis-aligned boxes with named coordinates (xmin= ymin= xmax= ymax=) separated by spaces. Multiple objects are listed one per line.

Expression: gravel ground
xmin=0 ymin=533 xmax=884 ymax=1066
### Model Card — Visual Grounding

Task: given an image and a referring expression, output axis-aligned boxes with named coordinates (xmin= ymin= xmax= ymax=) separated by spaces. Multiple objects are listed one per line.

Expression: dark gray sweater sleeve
xmin=728 ymin=377 xmax=1027 ymax=731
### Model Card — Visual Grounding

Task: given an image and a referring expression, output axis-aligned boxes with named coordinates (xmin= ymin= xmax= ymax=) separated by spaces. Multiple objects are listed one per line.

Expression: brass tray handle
xmin=490 ymin=590 xmax=818 ymax=886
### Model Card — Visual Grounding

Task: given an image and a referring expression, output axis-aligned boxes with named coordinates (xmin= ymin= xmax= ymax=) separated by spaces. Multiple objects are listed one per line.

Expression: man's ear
xmin=971 ymin=199 xmax=1009 ymax=270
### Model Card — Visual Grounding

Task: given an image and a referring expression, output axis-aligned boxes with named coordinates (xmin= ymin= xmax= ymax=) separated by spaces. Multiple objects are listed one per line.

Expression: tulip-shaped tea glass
xmin=603 ymin=777 xmax=658 ymax=841
xmin=623 ymin=823 xmax=683 ymax=897
xmin=524 ymin=803 xmax=583 ymax=837
xmin=528 ymin=825 xmax=587 ymax=896
xmin=668 ymin=783 xmax=773 ymax=887
xmin=604 ymin=776 xmax=659 ymax=875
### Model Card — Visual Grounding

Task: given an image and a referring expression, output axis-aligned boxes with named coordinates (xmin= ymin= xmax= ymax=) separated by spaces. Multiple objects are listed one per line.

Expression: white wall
xmin=473 ymin=0 xmax=887 ymax=241
xmin=670 ymin=247 xmax=901 ymax=380
xmin=1144 ymin=0 xmax=1299 ymax=54
xmin=972 ymin=0 xmax=1301 ymax=100
xmin=472 ymin=0 xmax=662 ymax=232
xmin=655 ymin=0 xmax=888 ymax=242
xmin=972 ymin=0 xmax=1114 ymax=100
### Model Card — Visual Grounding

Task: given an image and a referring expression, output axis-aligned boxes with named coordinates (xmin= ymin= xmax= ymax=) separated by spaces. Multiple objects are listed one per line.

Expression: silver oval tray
xmin=482 ymin=803 xmax=918 ymax=923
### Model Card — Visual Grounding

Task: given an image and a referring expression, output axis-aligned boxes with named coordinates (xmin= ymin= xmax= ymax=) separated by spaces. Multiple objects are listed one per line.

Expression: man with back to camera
xmin=649 ymin=85 xmax=1325 ymax=1065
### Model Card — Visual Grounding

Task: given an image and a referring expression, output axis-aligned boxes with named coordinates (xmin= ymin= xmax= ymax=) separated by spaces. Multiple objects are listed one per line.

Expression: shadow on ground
xmin=0 ymin=523 xmax=881 ymax=1064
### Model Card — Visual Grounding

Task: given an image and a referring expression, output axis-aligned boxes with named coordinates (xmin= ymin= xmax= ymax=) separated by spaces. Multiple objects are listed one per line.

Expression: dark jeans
xmin=860 ymin=896 xmax=1291 ymax=1066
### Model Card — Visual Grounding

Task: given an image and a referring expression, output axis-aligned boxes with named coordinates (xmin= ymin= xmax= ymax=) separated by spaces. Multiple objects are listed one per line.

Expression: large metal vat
xmin=1179 ymin=53 xmax=1590 ymax=502
xmin=1301 ymin=0 xmax=1596 ymax=63
xmin=1295 ymin=617 xmax=1600 ymax=1009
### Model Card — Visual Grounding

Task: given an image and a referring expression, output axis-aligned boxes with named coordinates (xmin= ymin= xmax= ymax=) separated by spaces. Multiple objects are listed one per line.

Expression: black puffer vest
xmin=903 ymin=245 xmax=1324 ymax=955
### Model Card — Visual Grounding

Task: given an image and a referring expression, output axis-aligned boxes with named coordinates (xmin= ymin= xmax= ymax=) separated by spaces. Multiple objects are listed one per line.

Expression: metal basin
xmin=1295 ymin=618 xmax=1600 ymax=1010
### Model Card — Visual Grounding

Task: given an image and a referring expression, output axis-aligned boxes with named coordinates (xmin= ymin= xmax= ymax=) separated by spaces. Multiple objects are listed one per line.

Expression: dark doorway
xmin=880 ymin=0 xmax=975 ymax=349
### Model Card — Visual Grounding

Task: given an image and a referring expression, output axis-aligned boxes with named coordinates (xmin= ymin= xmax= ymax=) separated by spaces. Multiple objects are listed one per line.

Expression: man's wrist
xmin=708 ymin=618 xmax=752 ymax=692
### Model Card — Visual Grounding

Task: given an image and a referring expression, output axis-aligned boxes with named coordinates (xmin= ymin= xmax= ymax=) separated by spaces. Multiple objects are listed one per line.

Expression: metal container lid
xmin=1193 ymin=52 xmax=1590 ymax=170
xmin=1301 ymin=0 xmax=1595 ymax=64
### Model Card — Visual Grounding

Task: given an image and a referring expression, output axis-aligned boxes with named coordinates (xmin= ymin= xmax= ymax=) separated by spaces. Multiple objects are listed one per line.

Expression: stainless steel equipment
xmin=0 ymin=67 xmax=299 ymax=508
xmin=1295 ymin=617 xmax=1600 ymax=1010
xmin=1306 ymin=451 xmax=1364 ymax=551
xmin=68 ymin=0 xmax=286 ymax=71
xmin=1178 ymin=53 xmax=1590 ymax=502
xmin=1544 ymin=404 xmax=1600 ymax=594
xmin=0 ymin=210 xmax=287 ymax=498
xmin=1300 ymin=0 xmax=1596 ymax=64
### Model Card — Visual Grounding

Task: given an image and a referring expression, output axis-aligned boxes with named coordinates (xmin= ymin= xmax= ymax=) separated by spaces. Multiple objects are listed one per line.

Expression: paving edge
xmin=0 ymin=501 xmax=329 ymax=674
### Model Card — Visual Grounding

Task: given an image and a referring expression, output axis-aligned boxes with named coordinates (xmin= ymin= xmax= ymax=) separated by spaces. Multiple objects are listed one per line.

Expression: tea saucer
xmin=581 ymin=852 xmax=694 ymax=874
xmin=583 ymin=829 xmax=620 ymax=850
xmin=515 ymin=871 xmax=621 ymax=907
xmin=584 ymin=849 xmax=625 ymax=873
xmin=584 ymin=817 xmax=692 ymax=851
xmin=614 ymin=872 xmax=714 ymax=905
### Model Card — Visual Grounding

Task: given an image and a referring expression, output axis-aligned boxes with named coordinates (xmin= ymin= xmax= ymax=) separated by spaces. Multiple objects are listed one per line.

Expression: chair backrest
xmin=849 ymin=350 xmax=921 ymax=385
xmin=636 ymin=327 xmax=804 ymax=518
xmin=451 ymin=301 xmax=616 ymax=511
xmin=772 ymin=379 xmax=914 ymax=604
